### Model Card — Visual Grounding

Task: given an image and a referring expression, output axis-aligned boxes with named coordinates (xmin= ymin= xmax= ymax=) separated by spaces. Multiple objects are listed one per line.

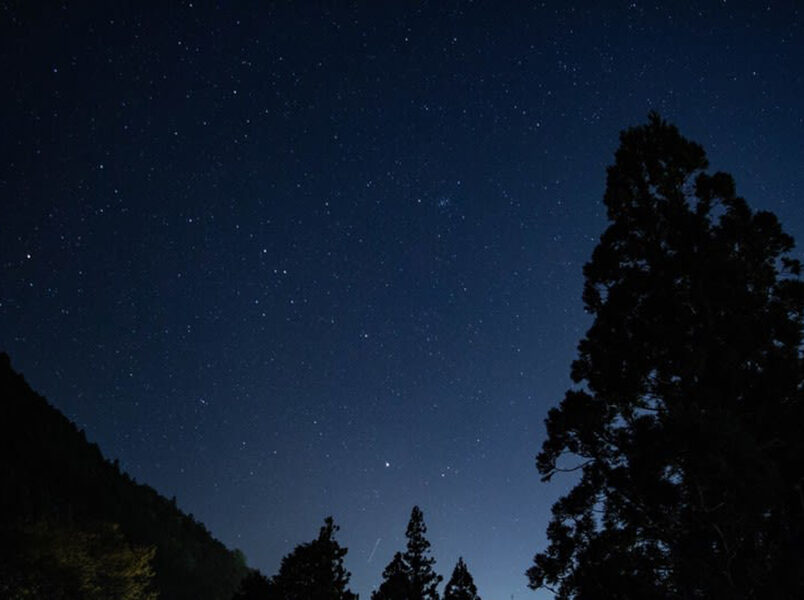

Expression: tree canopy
xmin=528 ymin=113 xmax=804 ymax=599
xmin=268 ymin=516 xmax=357 ymax=600
xmin=0 ymin=520 xmax=157 ymax=600
xmin=444 ymin=557 xmax=481 ymax=600
xmin=404 ymin=506 xmax=442 ymax=600
xmin=373 ymin=506 xmax=442 ymax=600
xmin=232 ymin=570 xmax=272 ymax=600
xmin=371 ymin=552 xmax=411 ymax=600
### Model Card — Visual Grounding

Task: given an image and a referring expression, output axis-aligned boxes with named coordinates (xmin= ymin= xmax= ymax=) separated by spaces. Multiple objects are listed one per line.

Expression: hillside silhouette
xmin=0 ymin=352 xmax=249 ymax=599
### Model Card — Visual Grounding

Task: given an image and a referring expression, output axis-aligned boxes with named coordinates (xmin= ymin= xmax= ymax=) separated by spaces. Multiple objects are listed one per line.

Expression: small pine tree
xmin=371 ymin=552 xmax=410 ymax=600
xmin=403 ymin=506 xmax=442 ymax=600
xmin=268 ymin=517 xmax=357 ymax=600
xmin=444 ymin=558 xmax=480 ymax=600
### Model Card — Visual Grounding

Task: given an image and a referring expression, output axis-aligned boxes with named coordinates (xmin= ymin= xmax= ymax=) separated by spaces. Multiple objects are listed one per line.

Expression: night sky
xmin=2 ymin=2 xmax=802 ymax=599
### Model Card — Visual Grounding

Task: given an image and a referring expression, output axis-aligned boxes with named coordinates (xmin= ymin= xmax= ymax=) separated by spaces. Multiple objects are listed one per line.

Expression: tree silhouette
xmin=528 ymin=113 xmax=804 ymax=599
xmin=232 ymin=570 xmax=271 ymax=600
xmin=371 ymin=552 xmax=410 ymax=600
xmin=373 ymin=506 xmax=442 ymax=600
xmin=268 ymin=517 xmax=357 ymax=600
xmin=1 ymin=520 xmax=157 ymax=600
xmin=443 ymin=557 xmax=480 ymax=600
xmin=403 ymin=506 xmax=442 ymax=600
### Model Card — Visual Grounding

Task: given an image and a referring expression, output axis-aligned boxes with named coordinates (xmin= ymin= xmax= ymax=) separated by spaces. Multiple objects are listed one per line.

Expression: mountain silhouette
xmin=0 ymin=352 xmax=248 ymax=599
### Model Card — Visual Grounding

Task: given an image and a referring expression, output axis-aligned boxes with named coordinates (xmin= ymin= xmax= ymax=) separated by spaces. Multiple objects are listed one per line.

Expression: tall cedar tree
xmin=443 ymin=557 xmax=480 ymax=600
xmin=268 ymin=517 xmax=357 ymax=600
xmin=528 ymin=113 xmax=804 ymax=599
xmin=373 ymin=507 xmax=442 ymax=600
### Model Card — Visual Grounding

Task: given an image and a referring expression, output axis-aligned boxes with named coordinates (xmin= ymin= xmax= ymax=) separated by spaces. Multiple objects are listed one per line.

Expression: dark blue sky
xmin=2 ymin=2 xmax=802 ymax=599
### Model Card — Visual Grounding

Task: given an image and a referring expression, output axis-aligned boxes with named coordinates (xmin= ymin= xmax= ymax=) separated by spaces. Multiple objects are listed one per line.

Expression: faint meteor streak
xmin=368 ymin=537 xmax=381 ymax=563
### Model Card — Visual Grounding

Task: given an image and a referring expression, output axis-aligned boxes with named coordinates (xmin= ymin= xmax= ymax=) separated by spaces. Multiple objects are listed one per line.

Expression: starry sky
xmin=1 ymin=2 xmax=802 ymax=599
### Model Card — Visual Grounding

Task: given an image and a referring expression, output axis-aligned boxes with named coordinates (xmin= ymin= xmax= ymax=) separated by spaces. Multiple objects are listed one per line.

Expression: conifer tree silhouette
xmin=444 ymin=557 xmax=480 ymax=600
xmin=269 ymin=517 xmax=357 ymax=600
xmin=403 ymin=506 xmax=442 ymax=600
xmin=529 ymin=113 xmax=804 ymax=599
xmin=371 ymin=552 xmax=410 ymax=600
xmin=373 ymin=506 xmax=442 ymax=600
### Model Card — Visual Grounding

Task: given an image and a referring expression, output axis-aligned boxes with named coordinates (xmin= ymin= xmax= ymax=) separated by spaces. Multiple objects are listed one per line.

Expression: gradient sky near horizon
xmin=2 ymin=2 xmax=802 ymax=599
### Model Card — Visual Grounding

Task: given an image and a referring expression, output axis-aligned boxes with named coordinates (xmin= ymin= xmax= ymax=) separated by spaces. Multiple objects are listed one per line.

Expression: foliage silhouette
xmin=0 ymin=520 xmax=156 ymax=600
xmin=232 ymin=569 xmax=272 ymax=600
xmin=528 ymin=114 xmax=804 ymax=599
xmin=0 ymin=353 xmax=249 ymax=599
xmin=374 ymin=506 xmax=442 ymax=600
xmin=443 ymin=557 xmax=480 ymax=600
xmin=371 ymin=552 xmax=410 ymax=600
xmin=267 ymin=516 xmax=357 ymax=600
xmin=403 ymin=506 xmax=442 ymax=600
